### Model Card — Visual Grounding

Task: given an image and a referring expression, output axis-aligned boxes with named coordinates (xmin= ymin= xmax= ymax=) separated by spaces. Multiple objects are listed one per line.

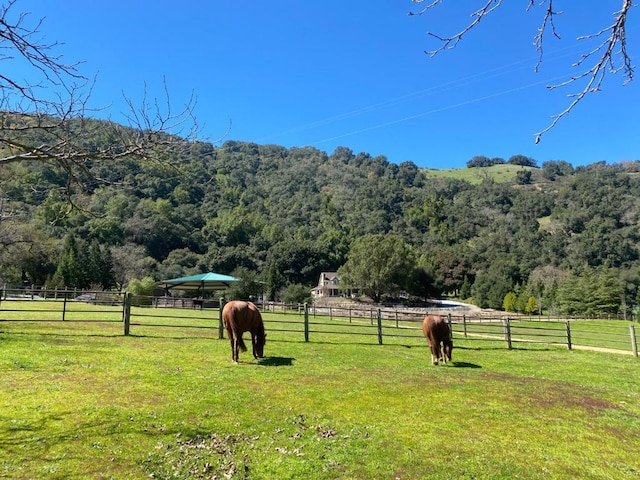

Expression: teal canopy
xmin=158 ymin=272 xmax=239 ymax=293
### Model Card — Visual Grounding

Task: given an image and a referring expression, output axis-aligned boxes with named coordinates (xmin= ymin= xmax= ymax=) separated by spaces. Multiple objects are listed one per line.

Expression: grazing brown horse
xmin=222 ymin=300 xmax=266 ymax=363
xmin=422 ymin=315 xmax=453 ymax=365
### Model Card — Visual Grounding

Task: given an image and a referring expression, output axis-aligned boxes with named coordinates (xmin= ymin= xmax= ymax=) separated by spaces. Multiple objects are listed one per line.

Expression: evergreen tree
xmin=459 ymin=275 xmax=472 ymax=301
xmin=51 ymin=235 xmax=81 ymax=288
xmin=93 ymin=241 xmax=116 ymax=289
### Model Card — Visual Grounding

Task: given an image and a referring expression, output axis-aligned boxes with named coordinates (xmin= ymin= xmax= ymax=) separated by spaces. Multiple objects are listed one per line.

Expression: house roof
xmin=321 ymin=272 xmax=338 ymax=279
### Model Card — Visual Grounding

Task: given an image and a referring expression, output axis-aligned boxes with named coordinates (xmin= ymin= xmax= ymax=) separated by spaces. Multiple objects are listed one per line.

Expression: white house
xmin=311 ymin=272 xmax=340 ymax=298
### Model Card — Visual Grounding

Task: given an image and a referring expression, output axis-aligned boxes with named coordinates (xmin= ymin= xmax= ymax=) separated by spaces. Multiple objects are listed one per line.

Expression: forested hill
xmin=2 ymin=131 xmax=640 ymax=314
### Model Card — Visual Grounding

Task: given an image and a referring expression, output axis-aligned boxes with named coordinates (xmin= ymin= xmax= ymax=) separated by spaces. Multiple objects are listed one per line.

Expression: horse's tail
xmin=237 ymin=336 xmax=247 ymax=352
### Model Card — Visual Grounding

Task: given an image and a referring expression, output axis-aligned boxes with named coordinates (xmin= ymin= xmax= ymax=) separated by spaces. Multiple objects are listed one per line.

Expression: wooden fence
xmin=0 ymin=290 xmax=637 ymax=356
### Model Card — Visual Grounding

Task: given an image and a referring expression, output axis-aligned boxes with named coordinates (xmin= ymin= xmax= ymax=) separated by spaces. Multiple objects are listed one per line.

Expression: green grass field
xmin=1 ymin=306 xmax=639 ymax=479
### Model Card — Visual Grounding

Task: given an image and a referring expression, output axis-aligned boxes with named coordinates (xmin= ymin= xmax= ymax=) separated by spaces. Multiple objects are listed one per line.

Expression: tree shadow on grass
xmin=258 ymin=356 xmax=295 ymax=367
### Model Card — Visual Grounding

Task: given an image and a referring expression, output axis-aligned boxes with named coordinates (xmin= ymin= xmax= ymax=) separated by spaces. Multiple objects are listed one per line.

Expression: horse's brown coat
xmin=422 ymin=315 xmax=453 ymax=365
xmin=222 ymin=300 xmax=266 ymax=363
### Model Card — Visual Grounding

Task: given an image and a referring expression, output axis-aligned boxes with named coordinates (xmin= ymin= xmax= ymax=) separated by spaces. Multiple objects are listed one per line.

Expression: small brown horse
xmin=222 ymin=300 xmax=266 ymax=363
xmin=422 ymin=315 xmax=453 ymax=365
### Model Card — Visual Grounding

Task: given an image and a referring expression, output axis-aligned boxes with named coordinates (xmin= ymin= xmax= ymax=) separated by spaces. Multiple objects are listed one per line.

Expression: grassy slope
xmin=423 ymin=164 xmax=537 ymax=184
xmin=1 ymin=318 xmax=639 ymax=479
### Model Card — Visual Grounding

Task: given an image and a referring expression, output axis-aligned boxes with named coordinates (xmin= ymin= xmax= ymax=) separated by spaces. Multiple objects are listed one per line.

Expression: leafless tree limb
xmin=0 ymin=0 xmax=201 ymax=202
xmin=409 ymin=0 xmax=504 ymax=56
xmin=408 ymin=0 xmax=635 ymax=142
xmin=534 ymin=0 xmax=634 ymax=142
xmin=529 ymin=0 xmax=562 ymax=74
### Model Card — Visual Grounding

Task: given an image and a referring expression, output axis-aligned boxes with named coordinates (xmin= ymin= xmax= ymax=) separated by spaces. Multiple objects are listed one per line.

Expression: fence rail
xmin=0 ymin=291 xmax=637 ymax=356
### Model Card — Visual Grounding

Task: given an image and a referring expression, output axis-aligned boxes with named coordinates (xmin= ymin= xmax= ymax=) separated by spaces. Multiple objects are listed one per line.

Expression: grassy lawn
xmin=1 ymin=308 xmax=639 ymax=479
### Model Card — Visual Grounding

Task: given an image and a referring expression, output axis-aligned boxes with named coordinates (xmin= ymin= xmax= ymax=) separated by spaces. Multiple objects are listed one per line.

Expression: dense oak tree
xmin=508 ymin=155 xmax=537 ymax=167
xmin=338 ymin=234 xmax=417 ymax=303
xmin=263 ymin=238 xmax=331 ymax=300
xmin=542 ymin=160 xmax=574 ymax=180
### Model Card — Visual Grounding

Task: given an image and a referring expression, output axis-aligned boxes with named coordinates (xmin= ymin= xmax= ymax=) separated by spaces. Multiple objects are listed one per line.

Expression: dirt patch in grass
xmin=481 ymin=371 xmax=621 ymax=414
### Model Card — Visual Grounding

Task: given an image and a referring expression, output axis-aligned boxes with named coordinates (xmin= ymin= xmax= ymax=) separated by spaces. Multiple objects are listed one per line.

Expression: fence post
xmin=304 ymin=303 xmax=309 ymax=342
xmin=502 ymin=318 xmax=512 ymax=349
xmin=462 ymin=315 xmax=467 ymax=337
xmin=123 ymin=293 xmax=131 ymax=335
xmin=62 ymin=296 xmax=68 ymax=321
xmin=218 ymin=298 xmax=225 ymax=340
xmin=377 ymin=309 xmax=383 ymax=345
xmin=630 ymin=324 xmax=638 ymax=357
xmin=566 ymin=321 xmax=572 ymax=350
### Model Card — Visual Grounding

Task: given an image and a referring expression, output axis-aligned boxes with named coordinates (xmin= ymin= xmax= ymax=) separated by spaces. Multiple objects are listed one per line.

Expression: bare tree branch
xmin=409 ymin=0 xmax=504 ymax=56
xmin=535 ymin=0 xmax=634 ymax=142
xmin=408 ymin=0 xmax=636 ymax=142
xmin=530 ymin=0 xmax=562 ymax=74
xmin=0 ymin=0 xmax=202 ymax=203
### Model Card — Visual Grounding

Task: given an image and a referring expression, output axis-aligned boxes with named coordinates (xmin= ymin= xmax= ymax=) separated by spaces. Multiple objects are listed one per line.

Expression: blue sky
xmin=20 ymin=1 xmax=640 ymax=169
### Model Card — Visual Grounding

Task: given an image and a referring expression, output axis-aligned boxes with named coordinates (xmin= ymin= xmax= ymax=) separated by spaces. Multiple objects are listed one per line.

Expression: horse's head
xmin=254 ymin=329 xmax=266 ymax=358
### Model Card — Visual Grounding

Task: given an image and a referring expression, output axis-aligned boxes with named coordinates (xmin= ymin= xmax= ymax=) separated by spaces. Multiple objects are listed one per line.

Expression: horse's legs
xmin=430 ymin=342 xmax=439 ymax=365
xmin=227 ymin=330 xmax=237 ymax=363
xmin=229 ymin=334 xmax=240 ymax=363
xmin=233 ymin=337 xmax=240 ymax=363
xmin=231 ymin=337 xmax=236 ymax=363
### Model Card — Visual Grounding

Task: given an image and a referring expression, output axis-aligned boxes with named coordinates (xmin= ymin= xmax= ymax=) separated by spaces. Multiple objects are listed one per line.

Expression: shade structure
xmin=158 ymin=272 xmax=239 ymax=294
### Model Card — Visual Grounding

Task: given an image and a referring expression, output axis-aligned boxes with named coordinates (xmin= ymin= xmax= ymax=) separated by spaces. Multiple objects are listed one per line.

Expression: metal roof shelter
xmin=158 ymin=272 xmax=239 ymax=295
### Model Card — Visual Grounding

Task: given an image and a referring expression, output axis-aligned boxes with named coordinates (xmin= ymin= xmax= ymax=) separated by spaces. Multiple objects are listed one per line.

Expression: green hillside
xmin=424 ymin=164 xmax=538 ymax=184
xmin=2 ymin=117 xmax=640 ymax=314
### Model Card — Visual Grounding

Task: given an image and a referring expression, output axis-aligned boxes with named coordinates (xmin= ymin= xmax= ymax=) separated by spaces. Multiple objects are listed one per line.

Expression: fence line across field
xmin=0 ymin=289 xmax=637 ymax=356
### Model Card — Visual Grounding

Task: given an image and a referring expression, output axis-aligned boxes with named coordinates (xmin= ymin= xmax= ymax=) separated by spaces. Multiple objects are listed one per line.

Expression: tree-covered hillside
xmin=2 ymin=122 xmax=640 ymax=314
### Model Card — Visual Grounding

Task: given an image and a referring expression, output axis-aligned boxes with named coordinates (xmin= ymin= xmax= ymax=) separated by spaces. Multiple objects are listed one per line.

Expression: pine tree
xmin=51 ymin=235 xmax=81 ymax=288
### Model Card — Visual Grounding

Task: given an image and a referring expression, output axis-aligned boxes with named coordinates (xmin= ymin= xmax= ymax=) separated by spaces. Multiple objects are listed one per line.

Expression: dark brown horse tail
xmin=237 ymin=336 xmax=247 ymax=352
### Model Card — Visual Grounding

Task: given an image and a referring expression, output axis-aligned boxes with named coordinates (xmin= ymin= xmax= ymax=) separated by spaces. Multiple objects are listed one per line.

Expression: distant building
xmin=311 ymin=272 xmax=340 ymax=298
xmin=311 ymin=272 xmax=359 ymax=299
